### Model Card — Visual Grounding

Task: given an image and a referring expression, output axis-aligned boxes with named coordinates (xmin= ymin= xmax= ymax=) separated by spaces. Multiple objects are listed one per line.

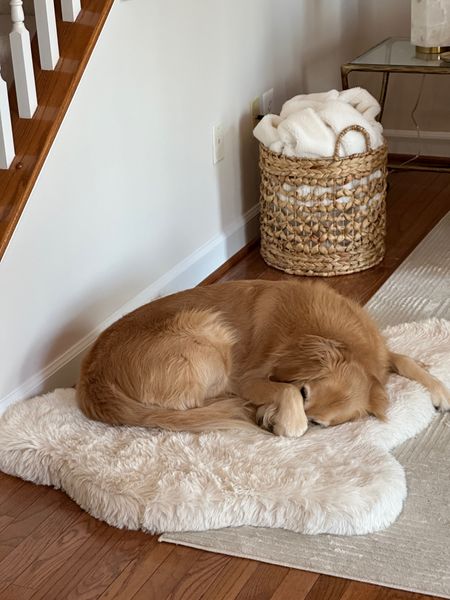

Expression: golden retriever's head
xmin=272 ymin=335 xmax=388 ymax=427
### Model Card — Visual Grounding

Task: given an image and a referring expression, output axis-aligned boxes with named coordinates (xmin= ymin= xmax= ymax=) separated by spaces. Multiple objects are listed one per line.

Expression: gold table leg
xmin=341 ymin=66 xmax=349 ymax=90
xmin=378 ymin=71 xmax=390 ymax=122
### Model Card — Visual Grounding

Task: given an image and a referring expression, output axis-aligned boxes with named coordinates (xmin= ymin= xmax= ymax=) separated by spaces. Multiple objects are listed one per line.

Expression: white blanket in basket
xmin=254 ymin=87 xmax=384 ymax=159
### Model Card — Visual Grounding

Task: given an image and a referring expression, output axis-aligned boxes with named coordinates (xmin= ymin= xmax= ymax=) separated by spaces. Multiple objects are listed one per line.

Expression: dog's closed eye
xmin=308 ymin=418 xmax=329 ymax=427
xmin=300 ymin=385 xmax=310 ymax=404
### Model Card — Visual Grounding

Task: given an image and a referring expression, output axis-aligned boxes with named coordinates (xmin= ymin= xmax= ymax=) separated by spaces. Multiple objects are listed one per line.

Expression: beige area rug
xmin=161 ymin=211 xmax=450 ymax=599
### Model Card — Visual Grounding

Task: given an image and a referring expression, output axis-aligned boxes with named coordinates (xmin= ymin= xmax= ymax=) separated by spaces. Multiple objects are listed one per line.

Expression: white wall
xmin=0 ymin=0 xmax=34 ymax=14
xmin=0 ymin=0 xmax=447 ymax=409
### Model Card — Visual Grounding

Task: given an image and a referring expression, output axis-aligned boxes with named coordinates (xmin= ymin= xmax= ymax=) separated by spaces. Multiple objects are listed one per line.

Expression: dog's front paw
xmin=431 ymin=380 xmax=450 ymax=412
xmin=256 ymin=393 xmax=308 ymax=438
xmin=272 ymin=416 xmax=308 ymax=438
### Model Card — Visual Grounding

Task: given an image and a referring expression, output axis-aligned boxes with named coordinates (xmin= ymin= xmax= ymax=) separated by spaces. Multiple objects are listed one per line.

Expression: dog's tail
xmin=389 ymin=352 xmax=450 ymax=411
xmin=77 ymin=382 xmax=259 ymax=434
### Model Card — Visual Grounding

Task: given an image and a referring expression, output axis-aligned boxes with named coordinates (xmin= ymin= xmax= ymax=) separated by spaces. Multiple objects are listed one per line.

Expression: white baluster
xmin=61 ymin=0 xmax=81 ymax=22
xmin=0 ymin=67 xmax=15 ymax=169
xmin=9 ymin=0 xmax=38 ymax=118
xmin=34 ymin=0 xmax=60 ymax=70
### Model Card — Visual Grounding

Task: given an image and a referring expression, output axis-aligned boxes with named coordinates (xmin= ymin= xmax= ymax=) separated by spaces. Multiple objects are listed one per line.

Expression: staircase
xmin=0 ymin=0 xmax=113 ymax=260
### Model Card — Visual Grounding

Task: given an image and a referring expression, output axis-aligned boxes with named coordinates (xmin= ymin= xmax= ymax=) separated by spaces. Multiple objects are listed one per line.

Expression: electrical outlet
xmin=261 ymin=88 xmax=274 ymax=115
xmin=251 ymin=96 xmax=261 ymax=128
xmin=212 ymin=123 xmax=225 ymax=164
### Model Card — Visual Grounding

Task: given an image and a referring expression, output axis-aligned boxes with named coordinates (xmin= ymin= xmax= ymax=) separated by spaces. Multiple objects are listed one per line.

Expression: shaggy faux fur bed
xmin=0 ymin=319 xmax=448 ymax=536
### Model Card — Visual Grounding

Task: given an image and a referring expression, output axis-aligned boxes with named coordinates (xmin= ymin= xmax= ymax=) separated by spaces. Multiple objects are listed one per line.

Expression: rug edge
xmin=157 ymin=535 xmax=450 ymax=599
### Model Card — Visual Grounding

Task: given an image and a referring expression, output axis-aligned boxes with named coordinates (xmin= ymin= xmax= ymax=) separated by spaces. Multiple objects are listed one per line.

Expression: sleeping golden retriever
xmin=77 ymin=280 xmax=449 ymax=437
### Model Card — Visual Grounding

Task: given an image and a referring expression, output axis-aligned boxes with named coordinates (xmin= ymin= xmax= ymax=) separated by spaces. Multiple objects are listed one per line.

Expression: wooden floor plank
xmin=1 ymin=583 xmax=36 ymax=600
xmin=269 ymin=569 xmax=319 ymax=600
xmin=339 ymin=580 xmax=438 ymax=600
xmin=0 ymin=515 xmax=14 ymax=534
xmin=340 ymin=581 xmax=394 ymax=600
xmin=340 ymin=581 xmax=396 ymax=600
xmin=0 ymin=493 xmax=80 ymax=592
xmin=18 ymin=511 xmax=99 ymax=589
xmin=0 ymin=480 xmax=45 ymax=519
xmin=220 ymin=248 xmax=269 ymax=283
xmin=98 ymin=538 xmax=174 ymax=600
xmin=201 ymin=239 xmax=260 ymax=286
xmin=64 ymin=529 xmax=150 ymax=600
xmin=0 ymin=488 xmax=69 ymax=564
xmin=131 ymin=546 xmax=204 ymax=600
xmin=200 ymin=555 xmax=259 ymax=600
xmin=0 ymin=474 xmax=26 ymax=509
xmin=304 ymin=574 xmax=350 ymax=600
xmin=29 ymin=524 xmax=124 ymax=600
xmin=233 ymin=562 xmax=290 ymax=600
xmin=167 ymin=551 xmax=231 ymax=599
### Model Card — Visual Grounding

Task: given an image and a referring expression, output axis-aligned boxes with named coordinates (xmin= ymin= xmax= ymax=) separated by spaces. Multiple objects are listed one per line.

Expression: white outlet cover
xmin=213 ymin=124 xmax=225 ymax=164
xmin=262 ymin=88 xmax=274 ymax=115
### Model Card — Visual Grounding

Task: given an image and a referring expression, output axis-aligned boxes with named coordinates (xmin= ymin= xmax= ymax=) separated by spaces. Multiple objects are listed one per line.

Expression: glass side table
xmin=341 ymin=37 xmax=450 ymax=171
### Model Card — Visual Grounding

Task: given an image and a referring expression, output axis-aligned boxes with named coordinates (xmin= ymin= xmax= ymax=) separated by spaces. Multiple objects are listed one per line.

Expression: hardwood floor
xmin=0 ymin=170 xmax=449 ymax=599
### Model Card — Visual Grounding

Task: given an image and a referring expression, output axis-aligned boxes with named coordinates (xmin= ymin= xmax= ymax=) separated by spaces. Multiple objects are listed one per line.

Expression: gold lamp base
xmin=415 ymin=44 xmax=450 ymax=59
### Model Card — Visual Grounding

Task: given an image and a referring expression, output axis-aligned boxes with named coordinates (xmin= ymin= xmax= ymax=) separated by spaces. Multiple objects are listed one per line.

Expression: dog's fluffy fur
xmin=77 ymin=280 xmax=450 ymax=437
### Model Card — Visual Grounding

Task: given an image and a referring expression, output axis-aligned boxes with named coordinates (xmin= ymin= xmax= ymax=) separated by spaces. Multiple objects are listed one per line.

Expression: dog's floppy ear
xmin=368 ymin=377 xmax=388 ymax=421
xmin=271 ymin=335 xmax=346 ymax=382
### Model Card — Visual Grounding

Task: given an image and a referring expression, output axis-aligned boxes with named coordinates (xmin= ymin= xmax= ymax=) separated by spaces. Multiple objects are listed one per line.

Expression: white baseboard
xmin=384 ymin=128 xmax=450 ymax=158
xmin=0 ymin=205 xmax=260 ymax=414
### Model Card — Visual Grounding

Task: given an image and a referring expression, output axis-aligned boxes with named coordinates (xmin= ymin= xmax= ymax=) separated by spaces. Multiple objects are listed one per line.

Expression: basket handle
xmin=333 ymin=125 xmax=372 ymax=160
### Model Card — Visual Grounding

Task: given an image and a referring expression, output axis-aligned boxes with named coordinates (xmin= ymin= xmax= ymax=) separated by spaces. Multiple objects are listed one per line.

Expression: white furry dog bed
xmin=0 ymin=319 xmax=448 ymax=536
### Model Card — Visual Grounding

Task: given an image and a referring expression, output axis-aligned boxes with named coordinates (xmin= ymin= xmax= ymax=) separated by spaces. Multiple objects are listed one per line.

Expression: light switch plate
xmin=213 ymin=123 xmax=225 ymax=164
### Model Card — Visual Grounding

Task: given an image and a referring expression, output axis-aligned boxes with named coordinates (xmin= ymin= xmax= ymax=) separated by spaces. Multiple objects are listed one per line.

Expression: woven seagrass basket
xmin=259 ymin=124 xmax=388 ymax=276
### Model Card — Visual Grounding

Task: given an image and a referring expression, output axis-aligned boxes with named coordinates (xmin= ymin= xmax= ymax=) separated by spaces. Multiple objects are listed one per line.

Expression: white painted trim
xmin=0 ymin=68 xmax=15 ymax=168
xmin=384 ymin=128 xmax=450 ymax=157
xmin=34 ymin=0 xmax=60 ymax=70
xmin=9 ymin=0 xmax=38 ymax=119
xmin=0 ymin=204 xmax=260 ymax=413
xmin=61 ymin=0 xmax=81 ymax=22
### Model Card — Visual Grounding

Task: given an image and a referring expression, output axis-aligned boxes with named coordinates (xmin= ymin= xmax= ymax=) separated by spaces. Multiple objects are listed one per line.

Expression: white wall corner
xmin=0 ymin=205 xmax=260 ymax=415
xmin=384 ymin=129 xmax=450 ymax=157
